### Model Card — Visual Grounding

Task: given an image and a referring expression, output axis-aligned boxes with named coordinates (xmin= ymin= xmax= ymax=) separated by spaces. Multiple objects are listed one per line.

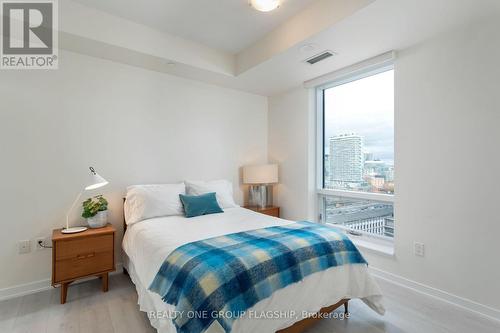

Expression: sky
xmin=324 ymin=69 xmax=394 ymax=164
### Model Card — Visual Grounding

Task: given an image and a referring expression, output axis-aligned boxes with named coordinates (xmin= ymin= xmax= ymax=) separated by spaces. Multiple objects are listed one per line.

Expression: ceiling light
xmin=250 ymin=0 xmax=280 ymax=12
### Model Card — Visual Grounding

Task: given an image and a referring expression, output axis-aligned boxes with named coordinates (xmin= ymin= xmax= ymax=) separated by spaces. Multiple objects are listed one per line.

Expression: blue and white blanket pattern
xmin=149 ymin=221 xmax=367 ymax=333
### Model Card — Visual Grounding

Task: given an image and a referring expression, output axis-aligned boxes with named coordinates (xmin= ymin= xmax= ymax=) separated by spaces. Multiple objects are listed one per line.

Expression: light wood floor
xmin=1 ymin=273 xmax=499 ymax=333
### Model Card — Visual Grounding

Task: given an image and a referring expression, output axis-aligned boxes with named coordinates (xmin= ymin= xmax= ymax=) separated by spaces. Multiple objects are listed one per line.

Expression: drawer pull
xmin=76 ymin=252 xmax=95 ymax=259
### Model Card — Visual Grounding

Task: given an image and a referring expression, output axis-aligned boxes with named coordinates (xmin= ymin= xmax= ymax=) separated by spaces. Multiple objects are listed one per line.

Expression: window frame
xmin=315 ymin=62 xmax=395 ymax=245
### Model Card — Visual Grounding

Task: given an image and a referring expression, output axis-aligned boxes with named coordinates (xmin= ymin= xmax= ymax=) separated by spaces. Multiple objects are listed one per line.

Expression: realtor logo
xmin=1 ymin=0 xmax=58 ymax=69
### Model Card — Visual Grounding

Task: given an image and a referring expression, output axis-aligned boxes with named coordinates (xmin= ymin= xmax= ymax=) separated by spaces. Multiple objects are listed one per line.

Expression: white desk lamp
xmin=62 ymin=167 xmax=109 ymax=234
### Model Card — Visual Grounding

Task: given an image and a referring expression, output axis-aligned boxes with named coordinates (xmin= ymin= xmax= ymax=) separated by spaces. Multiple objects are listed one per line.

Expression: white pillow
xmin=184 ymin=180 xmax=238 ymax=209
xmin=124 ymin=183 xmax=185 ymax=225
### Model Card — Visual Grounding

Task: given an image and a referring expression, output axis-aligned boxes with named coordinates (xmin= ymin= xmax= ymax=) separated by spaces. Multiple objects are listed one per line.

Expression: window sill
xmin=347 ymin=234 xmax=395 ymax=257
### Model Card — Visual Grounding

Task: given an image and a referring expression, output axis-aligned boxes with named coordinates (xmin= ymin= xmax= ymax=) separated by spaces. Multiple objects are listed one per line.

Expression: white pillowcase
xmin=125 ymin=183 xmax=185 ymax=225
xmin=184 ymin=180 xmax=238 ymax=209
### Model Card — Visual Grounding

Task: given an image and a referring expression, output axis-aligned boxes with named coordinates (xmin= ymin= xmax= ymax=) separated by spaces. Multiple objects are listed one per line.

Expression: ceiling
xmin=64 ymin=0 xmax=500 ymax=96
xmin=72 ymin=0 xmax=317 ymax=54
xmin=230 ymin=0 xmax=500 ymax=95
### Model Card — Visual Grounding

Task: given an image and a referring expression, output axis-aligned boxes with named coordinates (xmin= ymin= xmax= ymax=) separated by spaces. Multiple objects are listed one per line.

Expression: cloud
xmin=324 ymin=69 xmax=394 ymax=163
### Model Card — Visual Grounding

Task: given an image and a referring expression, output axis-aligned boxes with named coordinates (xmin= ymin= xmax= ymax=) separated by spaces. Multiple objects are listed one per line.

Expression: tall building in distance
xmin=329 ymin=133 xmax=363 ymax=183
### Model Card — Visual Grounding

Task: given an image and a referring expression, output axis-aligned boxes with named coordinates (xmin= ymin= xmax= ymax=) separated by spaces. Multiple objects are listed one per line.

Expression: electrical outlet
xmin=35 ymin=237 xmax=48 ymax=250
xmin=18 ymin=240 xmax=31 ymax=254
xmin=414 ymin=242 xmax=425 ymax=257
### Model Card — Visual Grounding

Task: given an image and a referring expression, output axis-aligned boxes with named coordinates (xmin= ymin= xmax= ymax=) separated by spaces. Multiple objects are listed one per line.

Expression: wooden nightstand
xmin=244 ymin=206 xmax=280 ymax=218
xmin=52 ymin=224 xmax=116 ymax=304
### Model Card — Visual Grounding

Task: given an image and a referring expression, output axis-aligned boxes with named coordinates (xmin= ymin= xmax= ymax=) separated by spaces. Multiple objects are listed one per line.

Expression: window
xmin=317 ymin=64 xmax=395 ymax=240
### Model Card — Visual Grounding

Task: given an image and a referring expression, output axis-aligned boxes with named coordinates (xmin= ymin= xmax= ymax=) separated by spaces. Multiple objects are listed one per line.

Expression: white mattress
xmin=122 ymin=207 xmax=385 ymax=333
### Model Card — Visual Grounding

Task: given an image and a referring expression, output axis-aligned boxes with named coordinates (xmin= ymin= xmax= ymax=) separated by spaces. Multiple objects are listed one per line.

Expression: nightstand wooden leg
xmin=102 ymin=273 xmax=109 ymax=292
xmin=60 ymin=281 xmax=73 ymax=304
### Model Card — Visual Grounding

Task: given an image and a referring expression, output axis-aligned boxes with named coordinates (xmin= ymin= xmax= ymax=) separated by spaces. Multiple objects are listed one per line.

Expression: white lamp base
xmin=61 ymin=226 xmax=88 ymax=234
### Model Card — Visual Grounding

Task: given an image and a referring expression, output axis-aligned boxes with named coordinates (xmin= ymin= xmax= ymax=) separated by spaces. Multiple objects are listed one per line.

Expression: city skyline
xmin=324 ymin=69 xmax=394 ymax=164
xmin=325 ymin=132 xmax=394 ymax=194
xmin=322 ymin=68 xmax=395 ymax=235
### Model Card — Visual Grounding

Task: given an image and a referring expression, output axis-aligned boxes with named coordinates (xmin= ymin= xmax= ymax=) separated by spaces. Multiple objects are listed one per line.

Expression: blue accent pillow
xmin=179 ymin=192 xmax=224 ymax=218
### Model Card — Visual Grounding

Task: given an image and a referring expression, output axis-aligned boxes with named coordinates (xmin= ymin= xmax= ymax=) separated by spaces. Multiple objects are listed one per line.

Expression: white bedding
xmin=122 ymin=207 xmax=385 ymax=333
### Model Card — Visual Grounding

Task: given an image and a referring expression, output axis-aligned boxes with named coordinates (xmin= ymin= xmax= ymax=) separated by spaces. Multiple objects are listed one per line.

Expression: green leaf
xmin=82 ymin=195 xmax=108 ymax=218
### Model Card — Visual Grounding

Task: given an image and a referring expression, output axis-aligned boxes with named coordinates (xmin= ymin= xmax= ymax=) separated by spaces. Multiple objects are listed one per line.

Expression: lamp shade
xmin=243 ymin=164 xmax=278 ymax=184
xmin=85 ymin=167 xmax=109 ymax=190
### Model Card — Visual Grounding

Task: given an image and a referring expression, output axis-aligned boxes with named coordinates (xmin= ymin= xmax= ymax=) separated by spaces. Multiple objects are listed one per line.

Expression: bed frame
xmin=122 ymin=199 xmax=349 ymax=333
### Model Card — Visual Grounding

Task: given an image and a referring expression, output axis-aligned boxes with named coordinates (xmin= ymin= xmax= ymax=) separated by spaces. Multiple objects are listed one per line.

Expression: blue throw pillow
xmin=179 ymin=192 xmax=224 ymax=218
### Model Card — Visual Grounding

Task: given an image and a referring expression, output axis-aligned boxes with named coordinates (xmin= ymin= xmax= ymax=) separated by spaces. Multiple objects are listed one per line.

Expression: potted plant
xmin=82 ymin=195 xmax=108 ymax=228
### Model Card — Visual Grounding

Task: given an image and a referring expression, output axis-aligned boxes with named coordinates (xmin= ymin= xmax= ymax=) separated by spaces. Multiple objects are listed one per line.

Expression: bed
xmin=122 ymin=205 xmax=385 ymax=333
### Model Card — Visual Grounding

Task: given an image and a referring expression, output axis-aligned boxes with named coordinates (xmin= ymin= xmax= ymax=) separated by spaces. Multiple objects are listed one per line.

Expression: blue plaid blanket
xmin=149 ymin=222 xmax=366 ymax=333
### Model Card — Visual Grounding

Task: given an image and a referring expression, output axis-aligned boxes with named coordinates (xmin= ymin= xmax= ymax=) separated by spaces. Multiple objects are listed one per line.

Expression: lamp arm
xmin=66 ymin=190 xmax=83 ymax=230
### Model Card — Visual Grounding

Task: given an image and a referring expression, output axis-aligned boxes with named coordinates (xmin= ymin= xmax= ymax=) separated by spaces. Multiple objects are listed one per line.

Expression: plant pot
xmin=87 ymin=210 xmax=107 ymax=229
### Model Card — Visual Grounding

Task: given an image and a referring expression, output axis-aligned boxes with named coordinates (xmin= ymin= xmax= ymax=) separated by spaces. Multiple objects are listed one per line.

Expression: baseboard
xmin=0 ymin=278 xmax=52 ymax=302
xmin=369 ymin=266 xmax=500 ymax=323
xmin=0 ymin=262 xmax=123 ymax=302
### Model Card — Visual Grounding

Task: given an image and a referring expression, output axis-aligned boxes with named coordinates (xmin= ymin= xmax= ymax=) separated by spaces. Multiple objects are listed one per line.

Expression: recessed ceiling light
xmin=250 ymin=0 xmax=280 ymax=12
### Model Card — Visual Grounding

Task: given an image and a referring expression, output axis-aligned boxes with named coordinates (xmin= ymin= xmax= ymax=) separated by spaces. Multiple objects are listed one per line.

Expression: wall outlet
xmin=18 ymin=240 xmax=31 ymax=254
xmin=35 ymin=237 xmax=49 ymax=250
xmin=414 ymin=242 xmax=425 ymax=257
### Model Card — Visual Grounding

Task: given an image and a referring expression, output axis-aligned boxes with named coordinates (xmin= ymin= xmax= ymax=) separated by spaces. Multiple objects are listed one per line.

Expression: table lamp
xmin=243 ymin=164 xmax=278 ymax=208
xmin=63 ymin=167 xmax=109 ymax=234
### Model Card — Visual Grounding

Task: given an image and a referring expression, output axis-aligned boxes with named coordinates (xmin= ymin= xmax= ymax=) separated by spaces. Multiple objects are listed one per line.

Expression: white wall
xmin=268 ymin=87 xmax=316 ymax=221
xmin=268 ymin=18 xmax=500 ymax=311
xmin=0 ymin=50 xmax=268 ymax=291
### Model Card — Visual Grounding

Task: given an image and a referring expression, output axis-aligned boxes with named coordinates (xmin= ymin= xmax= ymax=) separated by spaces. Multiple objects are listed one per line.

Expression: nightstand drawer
xmin=55 ymin=234 xmax=113 ymax=260
xmin=54 ymin=250 xmax=114 ymax=282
